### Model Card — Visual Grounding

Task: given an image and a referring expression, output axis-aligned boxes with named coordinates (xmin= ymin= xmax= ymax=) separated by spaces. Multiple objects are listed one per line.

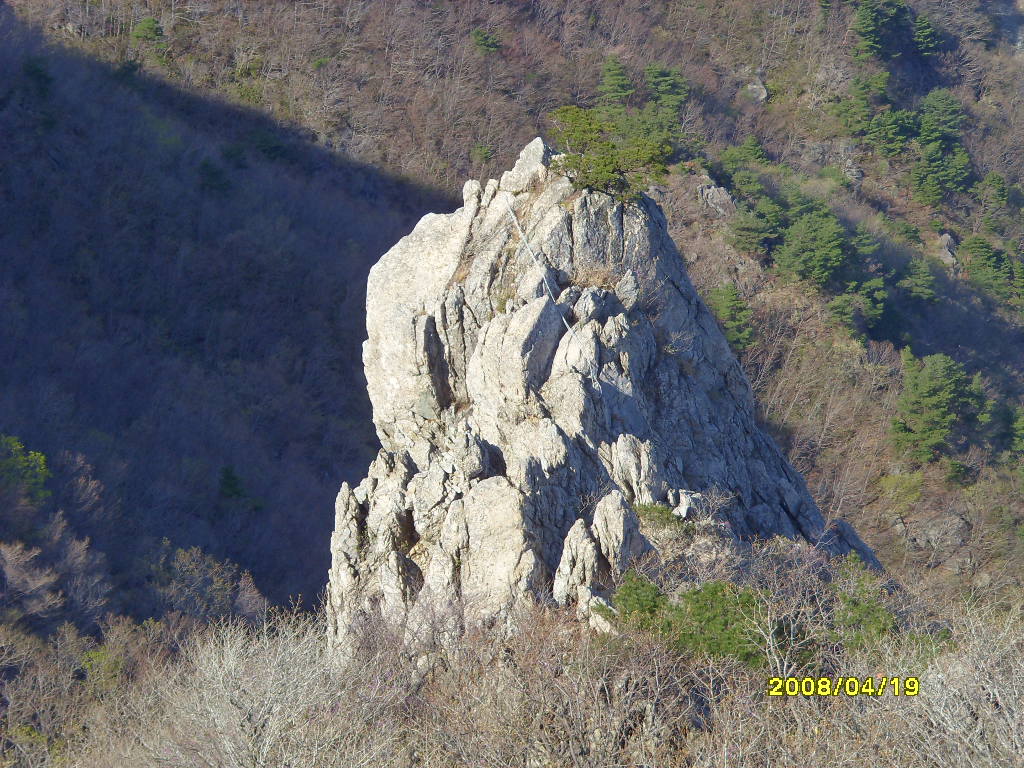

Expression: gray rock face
xmin=327 ymin=138 xmax=875 ymax=654
xmin=937 ymin=232 xmax=958 ymax=271
xmin=697 ymin=183 xmax=737 ymax=217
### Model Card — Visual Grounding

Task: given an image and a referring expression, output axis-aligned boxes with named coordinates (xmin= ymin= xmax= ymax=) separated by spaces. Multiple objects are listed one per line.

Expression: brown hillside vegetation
xmin=1 ymin=1 xmax=1024 ymax=764
xmin=5 ymin=0 xmax=1023 ymax=606
xmin=4 ymin=544 xmax=1023 ymax=766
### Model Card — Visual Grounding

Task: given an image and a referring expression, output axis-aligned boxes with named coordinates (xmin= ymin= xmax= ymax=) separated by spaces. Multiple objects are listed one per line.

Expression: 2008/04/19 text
xmin=767 ymin=676 xmax=920 ymax=697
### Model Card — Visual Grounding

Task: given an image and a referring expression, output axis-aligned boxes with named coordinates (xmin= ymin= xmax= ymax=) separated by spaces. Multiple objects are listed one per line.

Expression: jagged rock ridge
xmin=327 ymin=139 xmax=874 ymax=652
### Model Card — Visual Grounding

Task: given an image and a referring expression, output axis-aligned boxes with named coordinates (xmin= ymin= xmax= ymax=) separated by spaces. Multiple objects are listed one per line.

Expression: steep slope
xmin=0 ymin=11 xmax=451 ymax=616
xmin=327 ymin=141 xmax=874 ymax=652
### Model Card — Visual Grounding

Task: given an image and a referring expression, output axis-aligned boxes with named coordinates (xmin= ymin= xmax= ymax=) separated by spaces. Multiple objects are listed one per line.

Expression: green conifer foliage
xmin=643 ymin=65 xmax=689 ymax=115
xmin=892 ymin=349 xmax=974 ymax=462
xmin=719 ymin=136 xmax=768 ymax=176
xmin=897 ymin=257 xmax=938 ymax=302
xmin=597 ymin=55 xmax=634 ymax=110
xmin=0 ymin=435 xmax=51 ymax=505
xmin=470 ymin=29 xmax=502 ymax=55
xmin=917 ymin=89 xmax=965 ymax=147
xmin=913 ymin=15 xmax=942 ymax=56
xmin=866 ymin=108 xmax=917 ymax=156
xmin=774 ymin=211 xmax=848 ymax=287
xmin=853 ymin=0 xmax=911 ymax=61
xmin=835 ymin=72 xmax=891 ymax=135
xmin=961 ymin=236 xmax=1011 ymax=299
xmin=828 ymin=278 xmax=888 ymax=334
xmin=131 ymin=17 xmax=163 ymax=42
xmin=911 ymin=142 xmax=971 ymax=206
xmin=1012 ymin=407 xmax=1024 ymax=454
xmin=548 ymin=106 xmax=669 ymax=201
xmin=708 ymin=283 xmax=755 ymax=351
xmin=726 ymin=198 xmax=782 ymax=256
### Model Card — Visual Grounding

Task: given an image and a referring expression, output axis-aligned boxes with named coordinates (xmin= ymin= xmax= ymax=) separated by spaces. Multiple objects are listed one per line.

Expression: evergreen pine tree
xmin=708 ymin=283 xmax=755 ymax=351
xmin=961 ymin=236 xmax=1011 ymax=299
xmin=774 ymin=211 xmax=848 ymax=286
xmin=851 ymin=222 xmax=880 ymax=261
xmin=897 ymin=257 xmax=938 ymax=302
xmin=892 ymin=349 xmax=972 ymax=462
xmin=917 ymin=89 xmax=965 ymax=147
xmin=1012 ymin=406 xmax=1024 ymax=454
xmin=726 ymin=197 xmax=782 ymax=256
xmin=866 ymin=108 xmax=918 ymax=156
xmin=597 ymin=56 xmax=634 ymax=111
xmin=911 ymin=141 xmax=971 ymax=206
xmin=913 ymin=15 xmax=942 ymax=56
xmin=719 ymin=136 xmax=768 ymax=176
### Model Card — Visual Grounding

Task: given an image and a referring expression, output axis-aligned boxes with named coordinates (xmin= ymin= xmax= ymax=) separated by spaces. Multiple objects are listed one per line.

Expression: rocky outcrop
xmin=327 ymin=138 xmax=875 ymax=654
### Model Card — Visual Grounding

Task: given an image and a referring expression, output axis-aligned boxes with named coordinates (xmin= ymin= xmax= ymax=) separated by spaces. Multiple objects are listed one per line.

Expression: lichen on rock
xmin=327 ymin=138 xmax=876 ymax=655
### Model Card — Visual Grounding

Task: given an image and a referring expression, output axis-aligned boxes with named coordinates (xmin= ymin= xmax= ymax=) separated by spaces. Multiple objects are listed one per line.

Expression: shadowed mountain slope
xmin=0 ymin=8 xmax=455 ymax=612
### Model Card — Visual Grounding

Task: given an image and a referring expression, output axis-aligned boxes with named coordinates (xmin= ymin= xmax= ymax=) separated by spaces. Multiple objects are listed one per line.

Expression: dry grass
xmin=1 ymin=563 xmax=1011 ymax=768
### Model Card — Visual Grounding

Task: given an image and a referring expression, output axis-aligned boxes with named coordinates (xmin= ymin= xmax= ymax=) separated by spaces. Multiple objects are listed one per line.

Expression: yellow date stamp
xmin=767 ymin=676 xmax=920 ymax=697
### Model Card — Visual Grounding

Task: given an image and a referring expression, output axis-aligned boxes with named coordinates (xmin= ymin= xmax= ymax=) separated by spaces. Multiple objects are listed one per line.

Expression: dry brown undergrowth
xmin=16 ymin=562 xmax=1013 ymax=768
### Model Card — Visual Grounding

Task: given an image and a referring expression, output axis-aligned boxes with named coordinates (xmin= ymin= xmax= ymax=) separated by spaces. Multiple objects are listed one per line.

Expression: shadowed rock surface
xmin=327 ymin=139 xmax=876 ymax=653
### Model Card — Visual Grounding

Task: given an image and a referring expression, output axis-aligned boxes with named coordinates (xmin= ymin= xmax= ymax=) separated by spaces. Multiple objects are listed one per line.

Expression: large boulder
xmin=327 ymin=138 xmax=876 ymax=655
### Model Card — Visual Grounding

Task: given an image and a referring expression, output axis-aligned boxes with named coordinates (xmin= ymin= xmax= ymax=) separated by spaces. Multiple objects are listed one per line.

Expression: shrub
xmin=131 ymin=17 xmax=163 ymax=42
xmin=917 ymin=89 xmax=965 ymax=147
xmin=913 ymin=14 xmax=942 ymax=56
xmin=1012 ymin=407 xmax=1024 ymax=454
xmin=597 ymin=55 xmax=634 ymax=109
xmin=897 ymin=257 xmax=938 ymax=302
xmin=614 ymin=570 xmax=666 ymax=619
xmin=719 ymin=136 xmax=768 ymax=176
xmin=470 ymin=143 xmax=494 ymax=165
xmin=852 ymin=0 xmax=912 ymax=61
xmin=960 ymin=235 xmax=1011 ymax=300
xmin=0 ymin=435 xmax=51 ymax=505
xmin=866 ymin=108 xmax=917 ymax=156
xmin=726 ymin=197 xmax=782 ymax=256
xmin=911 ymin=142 xmax=971 ymax=206
xmin=218 ymin=466 xmax=245 ymax=499
xmin=834 ymin=72 xmax=890 ymax=134
xmin=470 ymin=29 xmax=501 ymax=55
xmin=708 ymin=283 xmax=755 ymax=351
xmin=828 ymin=278 xmax=888 ymax=334
xmin=774 ymin=210 xmax=848 ymax=287
xmin=892 ymin=349 xmax=976 ymax=462
xmin=832 ymin=554 xmax=897 ymax=651
xmin=666 ymin=581 xmax=765 ymax=666
xmin=548 ymin=105 xmax=669 ymax=201
xmin=612 ymin=574 xmax=765 ymax=667
xmin=729 ymin=169 xmax=765 ymax=200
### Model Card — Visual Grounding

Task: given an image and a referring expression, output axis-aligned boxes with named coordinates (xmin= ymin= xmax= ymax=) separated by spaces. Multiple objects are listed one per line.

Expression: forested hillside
xmin=4 ymin=0 xmax=1023 ymax=622
xmin=3 ymin=1 xmax=1024 ymax=764
xmin=0 ymin=4 xmax=452 ymax=624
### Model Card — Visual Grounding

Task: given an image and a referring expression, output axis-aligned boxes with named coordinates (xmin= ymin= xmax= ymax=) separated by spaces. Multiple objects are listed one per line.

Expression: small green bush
xmin=774 ymin=210 xmax=848 ymax=287
xmin=634 ymin=502 xmax=680 ymax=528
xmin=470 ymin=29 xmax=501 ymax=55
xmin=897 ymin=257 xmax=938 ymax=302
xmin=547 ymin=105 xmax=669 ymax=201
xmin=470 ymin=143 xmax=494 ymax=165
xmin=131 ymin=17 xmax=163 ymax=42
xmin=719 ymin=136 xmax=768 ymax=176
xmin=0 ymin=435 xmax=51 ymax=505
xmin=218 ymin=466 xmax=245 ymax=499
xmin=708 ymin=283 xmax=755 ymax=351
xmin=832 ymin=554 xmax=897 ymax=651
xmin=611 ymin=573 xmax=766 ymax=666
xmin=726 ymin=197 xmax=783 ymax=256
